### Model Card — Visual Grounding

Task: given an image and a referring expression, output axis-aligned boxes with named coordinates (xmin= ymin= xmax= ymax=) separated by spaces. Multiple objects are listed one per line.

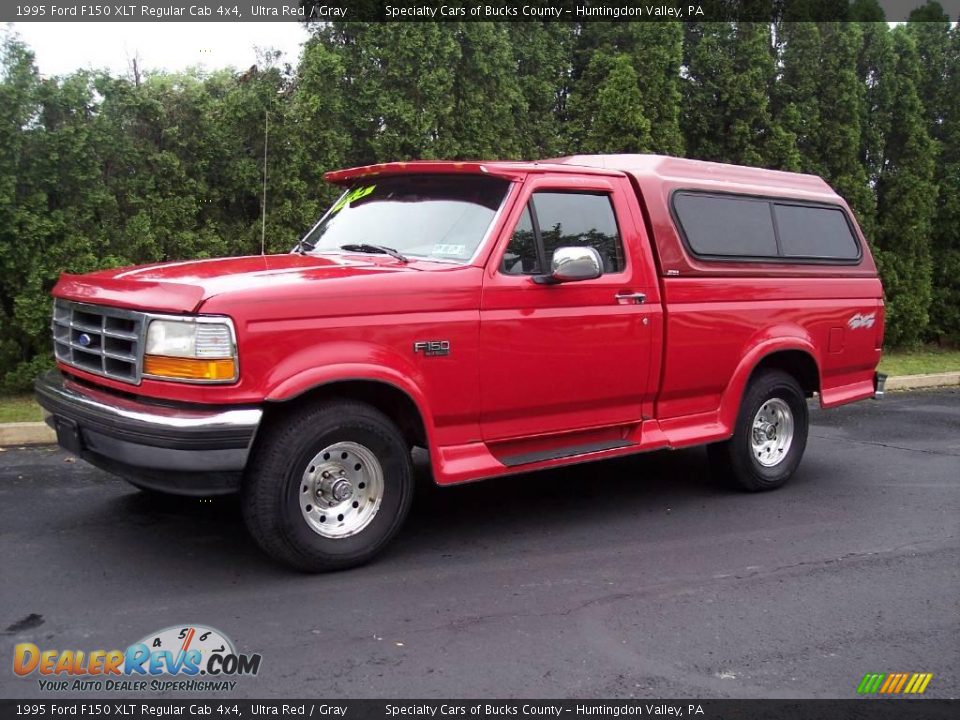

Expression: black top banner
xmin=2 ymin=0 xmax=959 ymax=23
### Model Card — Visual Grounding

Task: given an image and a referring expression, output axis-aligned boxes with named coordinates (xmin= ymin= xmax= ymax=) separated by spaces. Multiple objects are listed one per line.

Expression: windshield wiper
xmin=339 ymin=243 xmax=410 ymax=263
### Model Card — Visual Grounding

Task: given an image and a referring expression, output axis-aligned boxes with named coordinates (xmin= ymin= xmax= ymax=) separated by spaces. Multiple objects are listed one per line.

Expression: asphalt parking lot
xmin=1 ymin=389 xmax=957 ymax=700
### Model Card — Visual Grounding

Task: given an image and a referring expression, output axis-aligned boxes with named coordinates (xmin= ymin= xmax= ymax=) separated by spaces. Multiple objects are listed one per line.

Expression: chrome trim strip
xmin=38 ymin=372 xmax=261 ymax=431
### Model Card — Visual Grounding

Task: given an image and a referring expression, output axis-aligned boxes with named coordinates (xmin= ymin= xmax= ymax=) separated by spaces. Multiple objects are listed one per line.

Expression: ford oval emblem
xmin=77 ymin=333 xmax=92 ymax=347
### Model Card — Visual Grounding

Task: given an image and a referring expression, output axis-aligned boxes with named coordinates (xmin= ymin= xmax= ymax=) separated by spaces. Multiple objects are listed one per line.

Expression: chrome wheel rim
xmin=751 ymin=398 xmax=794 ymax=468
xmin=299 ymin=441 xmax=384 ymax=538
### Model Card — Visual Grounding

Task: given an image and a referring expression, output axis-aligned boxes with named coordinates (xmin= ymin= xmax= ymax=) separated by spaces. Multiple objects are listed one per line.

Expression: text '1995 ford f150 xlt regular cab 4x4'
xmin=35 ymin=154 xmax=886 ymax=571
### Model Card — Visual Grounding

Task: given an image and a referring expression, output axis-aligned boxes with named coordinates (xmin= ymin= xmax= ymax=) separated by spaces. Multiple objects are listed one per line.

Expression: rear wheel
xmin=708 ymin=370 xmax=809 ymax=492
xmin=242 ymin=400 xmax=414 ymax=572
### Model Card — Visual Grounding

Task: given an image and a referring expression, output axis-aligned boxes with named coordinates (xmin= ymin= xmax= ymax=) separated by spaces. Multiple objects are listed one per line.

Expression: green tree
xmin=856 ymin=20 xmax=895 ymax=195
xmin=849 ymin=0 xmax=886 ymax=22
xmin=906 ymin=1 xmax=951 ymax=140
xmin=683 ymin=22 xmax=795 ymax=167
xmin=874 ymin=29 xmax=938 ymax=346
xmin=436 ymin=24 xmax=525 ymax=159
xmin=570 ymin=23 xmax=683 ymax=155
xmin=817 ymin=23 xmax=873 ymax=232
xmin=0 ymin=39 xmax=314 ymax=388
xmin=773 ymin=22 xmax=822 ymax=173
xmin=928 ymin=24 xmax=960 ymax=341
xmin=323 ymin=23 xmax=459 ymax=163
xmin=5 ymin=12 xmax=960 ymax=385
xmin=507 ymin=22 xmax=573 ymax=158
xmin=568 ymin=53 xmax=652 ymax=153
xmin=289 ymin=33 xmax=350 ymax=223
xmin=905 ymin=3 xmax=957 ymax=341
xmin=630 ymin=23 xmax=685 ymax=155
xmin=0 ymin=33 xmax=42 ymax=385
xmin=1 ymin=66 xmax=124 ymax=389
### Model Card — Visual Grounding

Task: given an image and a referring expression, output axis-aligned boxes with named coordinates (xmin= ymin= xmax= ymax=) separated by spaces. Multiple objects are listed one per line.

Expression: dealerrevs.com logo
xmin=13 ymin=625 xmax=262 ymax=693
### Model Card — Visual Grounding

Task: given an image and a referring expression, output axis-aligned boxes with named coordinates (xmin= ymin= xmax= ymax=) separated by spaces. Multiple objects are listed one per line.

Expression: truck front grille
xmin=52 ymin=299 xmax=146 ymax=384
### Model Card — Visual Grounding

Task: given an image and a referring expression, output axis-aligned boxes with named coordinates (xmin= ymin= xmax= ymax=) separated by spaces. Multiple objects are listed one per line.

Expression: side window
xmin=532 ymin=192 xmax=625 ymax=273
xmin=499 ymin=192 xmax=625 ymax=276
xmin=673 ymin=193 xmax=778 ymax=258
xmin=774 ymin=204 xmax=860 ymax=260
xmin=671 ymin=191 xmax=862 ymax=263
xmin=500 ymin=205 xmax=540 ymax=275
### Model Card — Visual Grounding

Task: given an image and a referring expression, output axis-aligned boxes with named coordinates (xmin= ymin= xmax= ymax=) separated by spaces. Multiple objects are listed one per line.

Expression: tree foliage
xmin=1 ymin=11 xmax=959 ymax=388
xmin=569 ymin=23 xmax=684 ymax=155
xmin=928 ymin=24 xmax=960 ymax=340
xmin=684 ymin=22 xmax=797 ymax=168
xmin=874 ymin=29 xmax=938 ymax=346
xmin=568 ymin=52 xmax=652 ymax=153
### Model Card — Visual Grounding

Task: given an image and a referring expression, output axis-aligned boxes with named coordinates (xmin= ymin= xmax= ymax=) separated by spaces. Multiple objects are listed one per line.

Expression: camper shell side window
xmin=670 ymin=190 xmax=862 ymax=265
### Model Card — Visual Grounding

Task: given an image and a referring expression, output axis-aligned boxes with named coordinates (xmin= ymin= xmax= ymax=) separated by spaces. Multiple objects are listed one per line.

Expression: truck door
xmin=479 ymin=174 xmax=657 ymax=444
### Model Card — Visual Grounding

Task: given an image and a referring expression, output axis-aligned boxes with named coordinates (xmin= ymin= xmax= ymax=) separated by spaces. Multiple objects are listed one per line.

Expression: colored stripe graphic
xmin=857 ymin=673 xmax=884 ymax=694
xmin=904 ymin=674 xmax=921 ymax=693
xmin=905 ymin=673 xmax=933 ymax=694
xmin=893 ymin=673 xmax=909 ymax=693
xmin=857 ymin=672 xmax=932 ymax=694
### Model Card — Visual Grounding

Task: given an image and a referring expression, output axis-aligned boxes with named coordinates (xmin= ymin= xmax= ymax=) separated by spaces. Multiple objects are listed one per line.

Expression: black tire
xmin=241 ymin=400 xmax=414 ymax=572
xmin=708 ymin=370 xmax=809 ymax=492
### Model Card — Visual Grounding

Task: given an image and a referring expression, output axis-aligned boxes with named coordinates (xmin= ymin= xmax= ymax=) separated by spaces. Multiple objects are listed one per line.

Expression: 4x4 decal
xmin=848 ymin=312 xmax=876 ymax=330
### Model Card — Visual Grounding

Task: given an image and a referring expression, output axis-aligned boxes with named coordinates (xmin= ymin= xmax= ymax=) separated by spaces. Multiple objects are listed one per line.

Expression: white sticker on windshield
xmin=432 ymin=244 xmax=467 ymax=257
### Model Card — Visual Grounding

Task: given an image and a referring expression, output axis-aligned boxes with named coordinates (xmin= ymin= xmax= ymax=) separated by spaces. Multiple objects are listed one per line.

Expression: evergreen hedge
xmin=1 ymin=8 xmax=957 ymax=390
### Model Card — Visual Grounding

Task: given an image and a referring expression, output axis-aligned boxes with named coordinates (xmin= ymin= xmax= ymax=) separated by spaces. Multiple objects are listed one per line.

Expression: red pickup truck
xmin=35 ymin=154 xmax=885 ymax=571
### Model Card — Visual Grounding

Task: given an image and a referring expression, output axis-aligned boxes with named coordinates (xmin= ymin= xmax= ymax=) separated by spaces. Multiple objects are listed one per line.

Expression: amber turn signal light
xmin=143 ymin=355 xmax=236 ymax=382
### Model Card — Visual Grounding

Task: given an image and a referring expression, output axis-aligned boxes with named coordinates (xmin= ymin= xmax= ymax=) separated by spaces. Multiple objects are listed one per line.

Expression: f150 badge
xmin=848 ymin=312 xmax=876 ymax=330
xmin=413 ymin=340 xmax=451 ymax=357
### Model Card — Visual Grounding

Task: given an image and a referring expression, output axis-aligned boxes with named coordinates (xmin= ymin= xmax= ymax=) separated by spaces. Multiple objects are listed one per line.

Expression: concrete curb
xmin=885 ymin=371 xmax=960 ymax=391
xmin=1 ymin=372 xmax=957 ymax=448
xmin=0 ymin=422 xmax=55 ymax=447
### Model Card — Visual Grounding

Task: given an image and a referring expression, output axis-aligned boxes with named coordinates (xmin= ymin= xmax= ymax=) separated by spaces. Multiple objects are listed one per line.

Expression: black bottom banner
xmin=0 ymin=700 xmax=957 ymax=720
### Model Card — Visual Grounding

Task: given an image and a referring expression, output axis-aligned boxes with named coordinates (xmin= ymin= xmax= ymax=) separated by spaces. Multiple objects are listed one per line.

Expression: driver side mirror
xmin=534 ymin=246 xmax=603 ymax=284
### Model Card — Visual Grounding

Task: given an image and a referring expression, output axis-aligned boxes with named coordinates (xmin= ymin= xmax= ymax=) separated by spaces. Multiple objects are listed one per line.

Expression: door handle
xmin=615 ymin=292 xmax=647 ymax=305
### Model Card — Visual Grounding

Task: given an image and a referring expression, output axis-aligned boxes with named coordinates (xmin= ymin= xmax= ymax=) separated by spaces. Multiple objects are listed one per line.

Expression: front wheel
xmin=708 ymin=370 xmax=809 ymax=492
xmin=242 ymin=400 xmax=414 ymax=572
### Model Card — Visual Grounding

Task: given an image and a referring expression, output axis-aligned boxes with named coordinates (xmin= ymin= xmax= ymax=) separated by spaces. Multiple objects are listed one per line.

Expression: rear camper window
xmin=774 ymin=204 xmax=860 ymax=260
xmin=672 ymin=194 xmax=777 ymax=258
xmin=672 ymin=191 xmax=861 ymax=264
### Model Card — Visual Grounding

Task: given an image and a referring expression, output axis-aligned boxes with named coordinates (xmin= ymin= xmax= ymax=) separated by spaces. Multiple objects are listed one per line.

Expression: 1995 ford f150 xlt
xmin=35 ymin=154 xmax=886 ymax=571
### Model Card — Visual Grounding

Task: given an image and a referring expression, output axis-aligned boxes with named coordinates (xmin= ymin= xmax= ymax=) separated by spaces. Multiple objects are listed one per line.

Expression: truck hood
xmin=53 ymin=254 xmax=420 ymax=314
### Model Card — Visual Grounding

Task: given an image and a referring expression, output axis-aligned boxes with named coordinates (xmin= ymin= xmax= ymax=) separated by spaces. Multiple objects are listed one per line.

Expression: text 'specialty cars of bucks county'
xmin=35 ymin=154 xmax=886 ymax=571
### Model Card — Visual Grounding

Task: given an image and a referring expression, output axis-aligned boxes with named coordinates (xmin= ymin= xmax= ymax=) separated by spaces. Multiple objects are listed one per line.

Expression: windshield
xmin=299 ymin=175 xmax=510 ymax=263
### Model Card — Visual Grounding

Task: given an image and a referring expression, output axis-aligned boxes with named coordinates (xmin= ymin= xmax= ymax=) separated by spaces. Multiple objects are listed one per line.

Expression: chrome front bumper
xmin=35 ymin=371 xmax=261 ymax=495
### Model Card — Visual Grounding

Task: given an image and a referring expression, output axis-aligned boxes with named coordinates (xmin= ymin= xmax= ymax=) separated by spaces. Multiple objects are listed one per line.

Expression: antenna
xmin=261 ymin=109 xmax=269 ymax=255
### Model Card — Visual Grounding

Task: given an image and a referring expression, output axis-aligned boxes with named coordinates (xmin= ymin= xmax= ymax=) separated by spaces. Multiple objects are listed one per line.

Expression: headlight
xmin=143 ymin=317 xmax=238 ymax=383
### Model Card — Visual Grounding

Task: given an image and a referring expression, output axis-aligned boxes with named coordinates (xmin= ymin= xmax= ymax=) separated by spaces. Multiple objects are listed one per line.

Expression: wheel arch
xmin=749 ymin=349 xmax=820 ymax=397
xmin=263 ymin=374 xmax=431 ymax=450
xmin=719 ymin=341 xmax=821 ymax=433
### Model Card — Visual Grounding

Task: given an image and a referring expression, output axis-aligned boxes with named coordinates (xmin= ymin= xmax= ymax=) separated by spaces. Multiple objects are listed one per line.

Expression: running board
xmin=499 ymin=440 xmax=636 ymax=468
